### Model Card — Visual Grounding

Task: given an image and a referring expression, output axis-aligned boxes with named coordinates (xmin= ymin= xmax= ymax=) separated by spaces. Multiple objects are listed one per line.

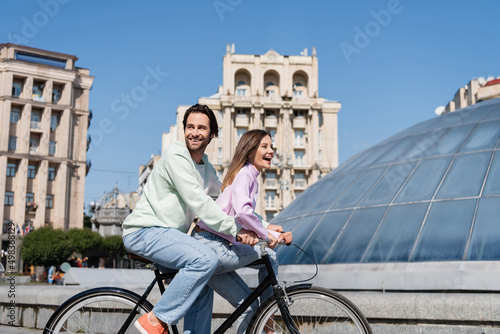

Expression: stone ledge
xmin=1 ymin=284 xmax=500 ymax=332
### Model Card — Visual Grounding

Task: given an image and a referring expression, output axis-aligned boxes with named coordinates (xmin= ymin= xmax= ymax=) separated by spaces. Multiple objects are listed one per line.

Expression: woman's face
xmin=250 ymin=135 xmax=274 ymax=172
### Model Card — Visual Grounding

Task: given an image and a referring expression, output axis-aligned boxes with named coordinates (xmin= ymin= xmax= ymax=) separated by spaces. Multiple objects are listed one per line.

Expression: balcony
xmin=94 ymin=208 xmax=130 ymax=224
xmin=264 ymin=116 xmax=277 ymax=128
xmin=265 ymin=179 xmax=277 ymax=188
xmin=32 ymin=94 xmax=46 ymax=103
xmin=294 ymin=179 xmax=306 ymax=189
xmin=235 ymin=115 xmax=249 ymax=127
xmin=31 ymin=121 xmax=41 ymax=130
xmin=293 ymin=117 xmax=306 ymax=128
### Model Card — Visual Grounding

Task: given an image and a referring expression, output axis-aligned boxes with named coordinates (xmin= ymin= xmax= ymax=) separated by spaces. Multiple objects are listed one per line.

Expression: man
xmin=122 ymin=104 xmax=258 ymax=334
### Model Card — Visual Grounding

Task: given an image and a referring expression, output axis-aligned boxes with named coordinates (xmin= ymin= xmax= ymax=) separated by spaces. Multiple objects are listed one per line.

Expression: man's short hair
xmin=182 ymin=104 xmax=219 ymax=139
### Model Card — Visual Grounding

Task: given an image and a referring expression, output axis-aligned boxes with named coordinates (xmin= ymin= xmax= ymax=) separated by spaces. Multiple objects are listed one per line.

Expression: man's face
xmin=184 ymin=112 xmax=213 ymax=154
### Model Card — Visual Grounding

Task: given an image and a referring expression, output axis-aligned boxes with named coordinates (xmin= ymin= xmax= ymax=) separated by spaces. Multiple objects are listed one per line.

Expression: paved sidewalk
xmin=0 ymin=325 xmax=40 ymax=333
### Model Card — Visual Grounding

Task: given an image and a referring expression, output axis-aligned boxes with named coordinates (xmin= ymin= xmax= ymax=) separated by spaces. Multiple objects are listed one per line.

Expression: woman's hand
xmin=268 ymin=224 xmax=292 ymax=245
xmin=267 ymin=224 xmax=284 ymax=233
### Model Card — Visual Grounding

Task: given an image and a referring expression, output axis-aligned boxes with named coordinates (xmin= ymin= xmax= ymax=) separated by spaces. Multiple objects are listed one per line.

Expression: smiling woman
xmin=194 ymin=129 xmax=293 ymax=334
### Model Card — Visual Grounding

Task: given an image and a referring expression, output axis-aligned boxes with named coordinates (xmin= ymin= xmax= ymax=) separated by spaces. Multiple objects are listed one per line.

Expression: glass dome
xmin=274 ymin=98 xmax=500 ymax=266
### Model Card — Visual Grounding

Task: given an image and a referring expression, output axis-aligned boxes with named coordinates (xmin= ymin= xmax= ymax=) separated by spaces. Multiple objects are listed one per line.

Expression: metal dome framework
xmin=274 ymin=98 xmax=500 ymax=269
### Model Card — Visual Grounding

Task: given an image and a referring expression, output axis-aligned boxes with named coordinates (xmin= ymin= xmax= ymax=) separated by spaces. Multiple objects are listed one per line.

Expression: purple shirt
xmin=198 ymin=163 xmax=269 ymax=243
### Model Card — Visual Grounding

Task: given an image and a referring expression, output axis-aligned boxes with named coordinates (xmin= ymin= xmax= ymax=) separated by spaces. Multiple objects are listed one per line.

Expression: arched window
xmin=292 ymin=71 xmax=308 ymax=98
xmin=235 ymin=70 xmax=251 ymax=96
xmin=264 ymin=70 xmax=280 ymax=98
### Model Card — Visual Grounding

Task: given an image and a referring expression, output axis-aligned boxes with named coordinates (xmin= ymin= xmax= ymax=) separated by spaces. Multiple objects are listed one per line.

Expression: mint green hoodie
xmin=122 ymin=141 xmax=238 ymax=237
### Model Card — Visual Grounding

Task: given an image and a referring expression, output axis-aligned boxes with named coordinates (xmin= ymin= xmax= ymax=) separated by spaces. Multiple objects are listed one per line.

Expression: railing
xmin=265 ymin=179 xmax=277 ymax=188
xmin=294 ymin=179 xmax=306 ymax=188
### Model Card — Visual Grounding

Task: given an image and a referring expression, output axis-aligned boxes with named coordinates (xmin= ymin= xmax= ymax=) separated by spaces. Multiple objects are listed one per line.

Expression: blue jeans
xmin=123 ymin=227 xmax=217 ymax=334
xmin=192 ymin=230 xmax=279 ymax=334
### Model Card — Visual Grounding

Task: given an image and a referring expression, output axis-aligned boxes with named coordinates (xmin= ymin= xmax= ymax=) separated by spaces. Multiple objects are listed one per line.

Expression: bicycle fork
xmin=261 ymin=245 xmax=301 ymax=334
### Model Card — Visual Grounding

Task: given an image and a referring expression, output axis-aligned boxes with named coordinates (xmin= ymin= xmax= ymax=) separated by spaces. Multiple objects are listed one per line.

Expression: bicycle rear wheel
xmin=43 ymin=287 xmax=153 ymax=334
xmin=248 ymin=286 xmax=372 ymax=334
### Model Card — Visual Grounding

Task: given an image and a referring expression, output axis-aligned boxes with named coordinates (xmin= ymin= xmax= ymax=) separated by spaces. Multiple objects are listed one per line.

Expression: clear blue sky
xmin=2 ymin=1 xmax=499 ymax=211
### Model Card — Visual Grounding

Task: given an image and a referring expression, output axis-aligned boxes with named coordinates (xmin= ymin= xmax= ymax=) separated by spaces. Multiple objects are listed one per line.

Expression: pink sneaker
xmin=134 ymin=313 xmax=169 ymax=334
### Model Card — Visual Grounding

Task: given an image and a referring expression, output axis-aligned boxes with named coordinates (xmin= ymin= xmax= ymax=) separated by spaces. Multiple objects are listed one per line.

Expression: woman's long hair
xmin=221 ymin=129 xmax=271 ymax=192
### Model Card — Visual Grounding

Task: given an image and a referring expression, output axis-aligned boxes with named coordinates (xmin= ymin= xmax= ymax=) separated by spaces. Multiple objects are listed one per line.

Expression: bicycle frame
xmin=119 ymin=244 xmax=302 ymax=334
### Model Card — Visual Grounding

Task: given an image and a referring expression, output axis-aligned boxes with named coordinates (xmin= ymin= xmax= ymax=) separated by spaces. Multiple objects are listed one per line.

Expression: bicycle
xmin=43 ymin=240 xmax=373 ymax=334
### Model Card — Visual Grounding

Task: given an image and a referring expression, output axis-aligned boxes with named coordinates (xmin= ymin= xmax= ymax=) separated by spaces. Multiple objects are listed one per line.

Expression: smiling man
xmin=122 ymin=104 xmax=259 ymax=334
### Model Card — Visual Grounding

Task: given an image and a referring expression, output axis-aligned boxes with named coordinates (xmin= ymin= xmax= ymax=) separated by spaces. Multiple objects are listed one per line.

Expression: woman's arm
xmin=231 ymin=172 xmax=269 ymax=239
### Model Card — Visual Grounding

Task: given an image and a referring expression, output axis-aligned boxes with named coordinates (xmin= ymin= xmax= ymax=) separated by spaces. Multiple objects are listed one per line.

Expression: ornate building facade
xmin=0 ymin=44 xmax=94 ymax=254
xmin=162 ymin=45 xmax=341 ymax=220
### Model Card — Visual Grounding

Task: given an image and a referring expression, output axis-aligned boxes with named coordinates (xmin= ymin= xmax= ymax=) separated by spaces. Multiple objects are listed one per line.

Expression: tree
xmin=20 ymin=226 xmax=74 ymax=268
xmin=66 ymin=228 xmax=102 ymax=257
xmin=83 ymin=213 xmax=92 ymax=229
xmin=103 ymin=235 xmax=127 ymax=268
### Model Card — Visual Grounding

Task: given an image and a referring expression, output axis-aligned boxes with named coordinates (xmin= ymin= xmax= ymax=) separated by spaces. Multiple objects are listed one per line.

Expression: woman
xmin=194 ymin=129 xmax=293 ymax=334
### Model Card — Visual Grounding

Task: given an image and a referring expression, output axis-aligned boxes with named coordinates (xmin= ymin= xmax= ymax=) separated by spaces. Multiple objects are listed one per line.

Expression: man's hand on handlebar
xmin=278 ymin=231 xmax=293 ymax=245
xmin=237 ymin=229 xmax=259 ymax=246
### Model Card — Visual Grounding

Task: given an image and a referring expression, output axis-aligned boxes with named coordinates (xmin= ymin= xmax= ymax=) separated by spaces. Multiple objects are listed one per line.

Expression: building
xmin=443 ymin=76 xmax=500 ymax=113
xmin=163 ymin=45 xmax=341 ymax=220
xmin=90 ymin=186 xmax=139 ymax=237
xmin=0 ymin=44 xmax=94 ymax=270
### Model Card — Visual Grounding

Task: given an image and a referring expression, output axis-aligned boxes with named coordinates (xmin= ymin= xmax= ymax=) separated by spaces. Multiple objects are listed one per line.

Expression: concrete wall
xmin=1 ymin=284 xmax=500 ymax=333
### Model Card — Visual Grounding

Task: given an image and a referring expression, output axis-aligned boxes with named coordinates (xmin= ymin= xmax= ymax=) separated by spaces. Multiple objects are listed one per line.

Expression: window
xmin=237 ymin=128 xmax=246 ymax=142
xmin=294 ymin=110 xmax=305 ymax=118
xmin=28 ymin=165 xmax=36 ymax=179
xmin=293 ymin=82 xmax=304 ymax=98
xmin=318 ymin=129 xmax=322 ymax=147
xmin=3 ymin=220 xmax=13 ymax=234
xmin=218 ymin=110 xmax=223 ymax=122
xmin=268 ymin=129 xmax=276 ymax=145
xmin=31 ymin=111 xmax=41 ymax=129
xmin=265 ymin=191 xmax=276 ymax=208
xmin=265 ymin=90 xmax=275 ymax=97
xmin=12 ymin=80 xmax=23 ymax=97
xmin=49 ymin=141 xmax=57 ymax=156
xmin=265 ymin=172 xmax=277 ymax=187
xmin=32 ymin=81 xmax=45 ymax=102
xmin=50 ymin=114 xmax=59 ymax=131
xmin=295 ymin=172 xmax=306 ymax=188
xmin=5 ymin=192 xmax=14 ymax=206
xmin=218 ymin=127 xmax=223 ymax=145
xmin=294 ymin=130 xmax=305 ymax=147
xmin=52 ymin=85 xmax=63 ymax=103
xmin=48 ymin=167 xmax=56 ymax=180
xmin=10 ymin=109 xmax=20 ymax=123
xmin=26 ymin=192 xmax=34 ymax=204
xmin=46 ymin=195 xmax=54 ymax=209
xmin=218 ymin=148 xmax=222 ymax=164
xmin=295 ymin=151 xmax=304 ymax=166
xmin=265 ymin=110 xmax=276 ymax=118
xmin=29 ymin=137 xmax=40 ymax=153
xmin=7 ymin=163 xmax=16 ymax=177
xmin=8 ymin=136 xmax=17 ymax=150
xmin=236 ymin=88 xmax=247 ymax=96
xmin=318 ymin=150 xmax=322 ymax=163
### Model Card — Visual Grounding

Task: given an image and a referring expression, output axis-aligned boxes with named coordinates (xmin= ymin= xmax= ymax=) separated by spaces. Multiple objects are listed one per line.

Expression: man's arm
xmin=165 ymin=151 xmax=238 ymax=237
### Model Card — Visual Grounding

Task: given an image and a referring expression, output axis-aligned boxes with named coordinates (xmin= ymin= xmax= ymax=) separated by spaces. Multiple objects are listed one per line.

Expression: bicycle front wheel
xmin=248 ymin=286 xmax=372 ymax=334
xmin=43 ymin=287 xmax=153 ymax=334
